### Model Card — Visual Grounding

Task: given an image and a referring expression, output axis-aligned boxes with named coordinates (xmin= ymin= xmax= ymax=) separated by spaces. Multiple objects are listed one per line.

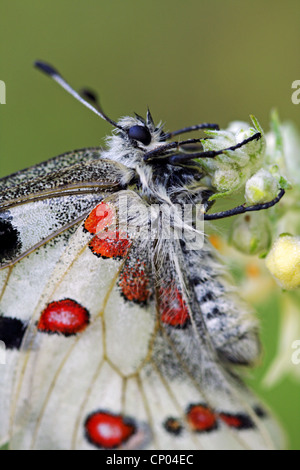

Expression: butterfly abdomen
xmin=186 ymin=242 xmax=261 ymax=366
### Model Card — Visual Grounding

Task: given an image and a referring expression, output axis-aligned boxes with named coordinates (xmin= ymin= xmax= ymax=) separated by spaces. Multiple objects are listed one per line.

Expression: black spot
xmin=254 ymin=406 xmax=267 ymax=418
xmin=163 ymin=417 xmax=183 ymax=436
xmin=128 ymin=125 xmax=151 ymax=145
xmin=0 ymin=217 xmax=22 ymax=262
xmin=191 ymin=276 xmax=202 ymax=285
xmin=201 ymin=292 xmax=214 ymax=302
xmin=0 ymin=317 xmax=27 ymax=349
xmin=206 ymin=307 xmax=225 ymax=320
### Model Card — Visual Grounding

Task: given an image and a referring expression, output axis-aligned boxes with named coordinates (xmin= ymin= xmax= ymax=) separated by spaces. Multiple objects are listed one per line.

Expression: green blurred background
xmin=1 ymin=0 xmax=299 ymax=449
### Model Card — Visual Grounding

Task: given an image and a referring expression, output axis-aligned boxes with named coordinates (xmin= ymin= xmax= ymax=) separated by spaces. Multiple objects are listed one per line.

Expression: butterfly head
xmin=79 ymin=87 xmax=167 ymax=152
xmin=100 ymin=112 xmax=171 ymax=172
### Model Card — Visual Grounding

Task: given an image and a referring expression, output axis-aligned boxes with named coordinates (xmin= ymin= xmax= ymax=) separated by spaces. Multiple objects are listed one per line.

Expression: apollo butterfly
xmin=0 ymin=61 xmax=285 ymax=450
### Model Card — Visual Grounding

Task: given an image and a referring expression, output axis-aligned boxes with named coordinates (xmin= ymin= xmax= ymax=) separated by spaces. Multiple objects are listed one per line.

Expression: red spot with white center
xmin=84 ymin=202 xmax=115 ymax=235
xmin=187 ymin=404 xmax=218 ymax=432
xmin=119 ymin=258 xmax=152 ymax=303
xmin=159 ymin=285 xmax=190 ymax=327
xmin=38 ymin=299 xmax=90 ymax=336
xmin=85 ymin=411 xmax=136 ymax=449
xmin=89 ymin=230 xmax=132 ymax=259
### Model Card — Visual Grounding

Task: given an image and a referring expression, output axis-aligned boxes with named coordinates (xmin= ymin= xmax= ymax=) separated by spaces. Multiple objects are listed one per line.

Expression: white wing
xmin=0 ymin=189 xmax=284 ymax=449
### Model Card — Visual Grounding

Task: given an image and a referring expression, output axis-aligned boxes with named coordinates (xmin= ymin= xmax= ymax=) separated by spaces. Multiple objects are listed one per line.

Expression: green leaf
xmin=250 ymin=114 xmax=264 ymax=135
xmin=208 ymin=189 xmax=234 ymax=201
xmin=279 ymin=175 xmax=292 ymax=189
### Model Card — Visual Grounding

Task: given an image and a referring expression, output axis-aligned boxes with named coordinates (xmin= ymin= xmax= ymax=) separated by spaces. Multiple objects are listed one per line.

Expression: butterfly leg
xmin=164 ymin=123 xmax=219 ymax=139
xmin=204 ymin=189 xmax=285 ymax=220
xmin=166 ymin=132 xmax=262 ymax=164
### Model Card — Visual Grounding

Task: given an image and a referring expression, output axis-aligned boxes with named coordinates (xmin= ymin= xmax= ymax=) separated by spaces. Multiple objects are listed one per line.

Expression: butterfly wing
xmin=0 ymin=148 xmax=133 ymax=268
xmin=146 ymin=240 xmax=284 ymax=450
xmin=4 ymin=190 xmax=155 ymax=449
xmin=0 ymin=147 xmax=124 ymax=191
xmin=0 ymin=154 xmax=132 ymax=446
xmin=1 ymin=189 xmax=284 ymax=449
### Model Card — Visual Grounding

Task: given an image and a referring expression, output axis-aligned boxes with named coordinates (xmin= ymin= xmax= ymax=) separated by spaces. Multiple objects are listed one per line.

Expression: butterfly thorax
xmin=102 ymin=116 xmax=207 ymax=208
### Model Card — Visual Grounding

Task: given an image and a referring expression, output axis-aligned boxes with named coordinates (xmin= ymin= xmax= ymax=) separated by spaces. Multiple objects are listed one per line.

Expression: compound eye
xmin=128 ymin=125 xmax=151 ymax=146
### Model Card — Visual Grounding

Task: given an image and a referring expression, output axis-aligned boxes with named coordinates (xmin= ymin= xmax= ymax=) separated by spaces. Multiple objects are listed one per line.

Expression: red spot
xmin=159 ymin=285 xmax=190 ymax=327
xmin=219 ymin=412 xmax=254 ymax=430
xmin=85 ymin=411 xmax=136 ymax=449
xmin=119 ymin=258 xmax=152 ymax=303
xmin=38 ymin=299 xmax=90 ymax=336
xmin=89 ymin=230 xmax=132 ymax=259
xmin=187 ymin=404 xmax=218 ymax=432
xmin=84 ymin=203 xmax=115 ymax=234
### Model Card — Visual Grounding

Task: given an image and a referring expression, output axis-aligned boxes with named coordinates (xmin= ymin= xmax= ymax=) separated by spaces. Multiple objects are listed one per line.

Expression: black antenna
xmin=34 ymin=61 xmax=123 ymax=130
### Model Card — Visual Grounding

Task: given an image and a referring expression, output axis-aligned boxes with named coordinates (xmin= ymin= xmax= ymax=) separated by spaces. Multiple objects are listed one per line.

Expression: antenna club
xmin=34 ymin=61 xmax=60 ymax=77
xmin=34 ymin=60 xmax=122 ymax=130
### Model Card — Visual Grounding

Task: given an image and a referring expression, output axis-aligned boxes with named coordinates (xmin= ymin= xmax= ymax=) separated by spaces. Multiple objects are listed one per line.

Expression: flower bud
xmin=245 ymin=168 xmax=279 ymax=204
xmin=212 ymin=167 xmax=240 ymax=192
xmin=265 ymin=235 xmax=300 ymax=290
xmin=229 ymin=212 xmax=271 ymax=255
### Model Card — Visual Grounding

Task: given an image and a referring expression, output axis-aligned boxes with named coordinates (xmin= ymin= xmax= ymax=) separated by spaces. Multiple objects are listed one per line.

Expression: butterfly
xmin=0 ymin=61 xmax=285 ymax=450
